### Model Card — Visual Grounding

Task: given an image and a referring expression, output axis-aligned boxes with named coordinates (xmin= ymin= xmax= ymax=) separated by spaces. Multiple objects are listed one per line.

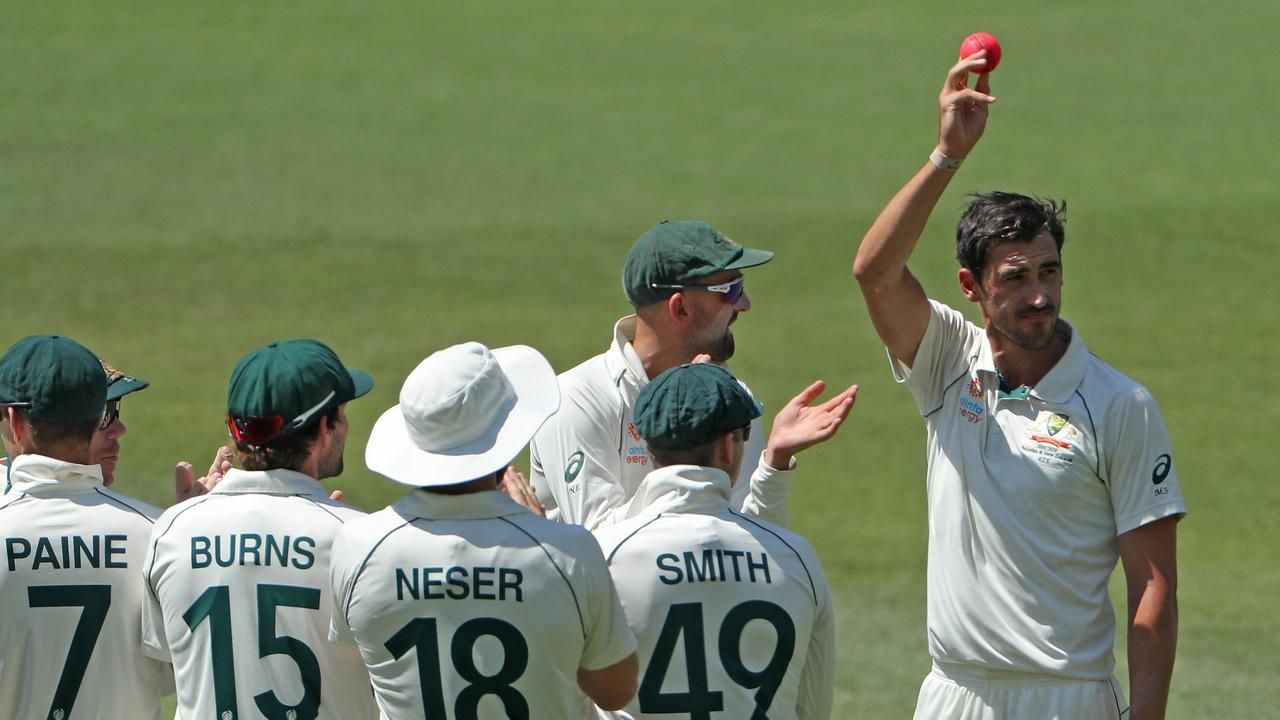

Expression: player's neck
xmin=988 ymin=321 xmax=1070 ymax=390
xmin=631 ymin=318 xmax=691 ymax=381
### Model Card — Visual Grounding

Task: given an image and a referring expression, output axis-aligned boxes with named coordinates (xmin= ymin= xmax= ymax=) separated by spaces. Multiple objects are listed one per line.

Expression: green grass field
xmin=4 ymin=1 xmax=1277 ymax=716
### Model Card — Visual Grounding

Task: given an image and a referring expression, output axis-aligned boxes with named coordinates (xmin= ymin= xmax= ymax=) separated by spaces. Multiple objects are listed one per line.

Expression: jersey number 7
xmin=28 ymin=584 xmax=112 ymax=720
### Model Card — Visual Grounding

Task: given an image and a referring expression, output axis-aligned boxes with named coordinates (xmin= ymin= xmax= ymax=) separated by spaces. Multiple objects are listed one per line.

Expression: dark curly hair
xmin=956 ymin=192 xmax=1066 ymax=276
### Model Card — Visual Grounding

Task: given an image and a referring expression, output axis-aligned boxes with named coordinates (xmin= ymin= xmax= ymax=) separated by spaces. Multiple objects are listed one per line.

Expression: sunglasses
xmin=650 ymin=277 xmax=745 ymax=304
xmin=98 ymin=400 xmax=121 ymax=431
xmin=226 ymin=390 xmax=337 ymax=445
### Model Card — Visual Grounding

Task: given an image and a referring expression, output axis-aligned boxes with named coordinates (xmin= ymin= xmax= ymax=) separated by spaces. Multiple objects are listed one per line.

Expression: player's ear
xmin=314 ymin=415 xmax=332 ymax=451
xmin=665 ymin=292 xmax=693 ymax=326
xmin=714 ymin=432 xmax=734 ymax=468
xmin=958 ymin=268 xmax=982 ymax=302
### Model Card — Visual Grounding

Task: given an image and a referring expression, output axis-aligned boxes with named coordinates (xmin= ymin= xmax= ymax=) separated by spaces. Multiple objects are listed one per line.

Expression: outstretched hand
xmin=764 ymin=381 xmax=858 ymax=469
xmin=174 ymin=446 xmax=344 ymax=504
xmin=938 ymin=52 xmax=995 ymax=160
xmin=501 ymin=466 xmax=545 ymax=517
xmin=174 ymin=446 xmax=234 ymax=503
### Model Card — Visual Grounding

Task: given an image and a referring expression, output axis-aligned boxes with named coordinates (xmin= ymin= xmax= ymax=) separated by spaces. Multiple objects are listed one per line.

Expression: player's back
xmin=143 ymin=469 xmax=377 ymax=719
xmin=330 ymin=490 xmax=637 ymax=720
xmin=0 ymin=458 xmax=169 ymax=720
xmin=595 ymin=492 xmax=834 ymax=720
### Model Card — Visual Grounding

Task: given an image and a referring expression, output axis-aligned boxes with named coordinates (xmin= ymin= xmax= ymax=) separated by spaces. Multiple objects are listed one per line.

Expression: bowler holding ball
xmin=850 ymin=37 xmax=1184 ymax=720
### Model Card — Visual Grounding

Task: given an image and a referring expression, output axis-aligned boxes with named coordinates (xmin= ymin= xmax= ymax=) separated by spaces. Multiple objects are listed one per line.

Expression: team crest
xmin=1046 ymin=413 xmax=1069 ymax=436
xmin=1028 ymin=410 xmax=1079 ymax=455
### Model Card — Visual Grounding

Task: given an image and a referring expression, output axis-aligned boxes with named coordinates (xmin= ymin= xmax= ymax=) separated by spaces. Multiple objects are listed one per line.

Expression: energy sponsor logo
xmin=626 ymin=422 xmax=642 ymax=443
xmin=959 ymin=395 xmax=984 ymax=423
xmin=968 ymin=378 xmax=982 ymax=398
xmin=625 ymin=444 xmax=648 ymax=465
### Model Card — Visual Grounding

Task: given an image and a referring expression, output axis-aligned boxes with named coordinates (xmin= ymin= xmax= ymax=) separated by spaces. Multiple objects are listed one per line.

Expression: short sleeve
xmin=797 ymin=568 xmax=835 ymax=720
xmin=531 ymin=383 xmax=627 ymax=530
xmin=140 ymin=534 xmax=171 ymax=662
xmin=1104 ymin=385 xmax=1186 ymax=535
xmin=327 ymin=528 xmax=359 ymax=646
xmin=889 ymin=300 xmax=980 ymax=414
xmin=527 ymin=437 xmax=561 ymax=522
xmin=574 ymin=533 xmax=637 ymax=671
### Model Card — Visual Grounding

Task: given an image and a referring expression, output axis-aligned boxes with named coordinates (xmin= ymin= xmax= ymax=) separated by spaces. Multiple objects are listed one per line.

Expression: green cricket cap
xmin=226 ymin=339 xmax=373 ymax=444
xmin=622 ymin=220 xmax=774 ymax=307
xmin=100 ymin=359 xmax=149 ymax=401
xmin=0 ymin=335 xmax=108 ymax=423
xmin=634 ymin=363 xmax=763 ymax=449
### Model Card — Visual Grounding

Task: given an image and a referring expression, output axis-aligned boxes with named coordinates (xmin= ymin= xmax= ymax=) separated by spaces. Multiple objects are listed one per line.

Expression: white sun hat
xmin=365 ymin=342 xmax=559 ymax=487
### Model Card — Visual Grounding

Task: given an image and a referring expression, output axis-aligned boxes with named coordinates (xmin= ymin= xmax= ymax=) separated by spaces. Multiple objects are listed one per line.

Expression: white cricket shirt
xmin=893 ymin=300 xmax=1187 ymax=679
xmin=593 ymin=464 xmax=834 ymax=720
xmin=529 ymin=315 xmax=787 ymax=530
xmin=329 ymin=489 xmax=637 ymax=720
xmin=0 ymin=454 xmax=170 ymax=720
xmin=142 ymin=468 xmax=377 ymax=719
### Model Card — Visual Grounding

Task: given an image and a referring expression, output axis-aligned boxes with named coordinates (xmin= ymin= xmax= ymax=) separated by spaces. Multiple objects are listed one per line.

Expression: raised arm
xmin=852 ymin=53 xmax=995 ymax=368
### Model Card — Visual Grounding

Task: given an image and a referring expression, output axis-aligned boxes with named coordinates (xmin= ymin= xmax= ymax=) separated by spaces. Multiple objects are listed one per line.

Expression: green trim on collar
xmin=998 ymin=385 xmax=1032 ymax=400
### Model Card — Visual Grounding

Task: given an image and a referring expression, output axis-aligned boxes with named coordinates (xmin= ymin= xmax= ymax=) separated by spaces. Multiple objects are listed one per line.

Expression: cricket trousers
xmin=913 ymin=661 xmax=1129 ymax=720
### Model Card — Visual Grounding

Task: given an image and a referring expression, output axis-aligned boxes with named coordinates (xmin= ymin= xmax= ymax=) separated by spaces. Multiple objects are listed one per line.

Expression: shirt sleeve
xmin=890 ymin=300 xmax=980 ymax=415
xmin=1104 ymin=384 xmax=1187 ymax=535
xmin=796 ymin=558 xmax=835 ymax=720
xmin=533 ymin=380 xmax=628 ymax=530
xmin=737 ymin=448 xmax=795 ymax=527
xmin=140 ymin=532 xmax=171 ymax=662
xmin=528 ymin=437 xmax=562 ymax=522
xmin=327 ymin=529 xmax=359 ymax=646
xmin=575 ymin=531 xmax=638 ymax=671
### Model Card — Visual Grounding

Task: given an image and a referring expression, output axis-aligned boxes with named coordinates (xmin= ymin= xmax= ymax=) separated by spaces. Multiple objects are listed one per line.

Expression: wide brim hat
xmin=366 ymin=342 xmax=559 ymax=488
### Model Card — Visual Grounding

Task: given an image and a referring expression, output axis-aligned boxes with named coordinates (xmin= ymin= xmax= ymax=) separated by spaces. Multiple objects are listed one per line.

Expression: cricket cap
xmin=366 ymin=342 xmax=559 ymax=488
xmin=622 ymin=220 xmax=773 ymax=307
xmin=0 ymin=335 xmax=108 ymax=423
xmin=226 ymin=339 xmax=373 ymax=445
xmin=100 ymin=359 xmax=149 ymax=401
xmin=634 ymin=362 xmax=762 ymax=449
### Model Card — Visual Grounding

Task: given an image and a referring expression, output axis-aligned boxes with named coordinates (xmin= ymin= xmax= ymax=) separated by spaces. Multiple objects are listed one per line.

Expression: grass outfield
xmin=4 ymin=1 xmax=1277 ymax=717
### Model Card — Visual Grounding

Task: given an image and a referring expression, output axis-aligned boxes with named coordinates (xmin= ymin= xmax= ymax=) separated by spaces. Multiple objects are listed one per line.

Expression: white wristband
xmin=930 ymin=148 xmax=964 ymax=171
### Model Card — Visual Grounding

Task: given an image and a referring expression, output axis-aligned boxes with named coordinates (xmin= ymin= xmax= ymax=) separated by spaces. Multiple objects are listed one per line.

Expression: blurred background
xmin=3 ymin=1 xmax=1276 ymax=716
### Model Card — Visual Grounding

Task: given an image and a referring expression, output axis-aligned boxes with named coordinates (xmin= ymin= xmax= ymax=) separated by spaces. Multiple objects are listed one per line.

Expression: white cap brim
xmin=365 ymin=345 xmax=559 ymax=488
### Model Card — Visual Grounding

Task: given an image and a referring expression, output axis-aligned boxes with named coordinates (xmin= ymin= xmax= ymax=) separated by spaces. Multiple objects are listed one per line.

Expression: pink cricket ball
xmin=959 ymin=32 xmax=1002 ymax=73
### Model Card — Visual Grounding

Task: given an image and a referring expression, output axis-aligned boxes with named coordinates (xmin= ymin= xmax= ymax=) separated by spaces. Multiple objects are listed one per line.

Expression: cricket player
xmin=0 ymin=335 xmax=171 ymax=720
xmin=593 ymin=363 xmax=850 ymax=720
xmin=524 ymin=219 xmax=789 ymax=530
xmin=91 ymin=358 xmax=149 ymax=488
xmin=330 ymin=341 xmax=639 ymax=719
xmin=851 ymin=53 xmax=1184 ymax=719
xmin=142 ymin=339 xmax=379 ymax=719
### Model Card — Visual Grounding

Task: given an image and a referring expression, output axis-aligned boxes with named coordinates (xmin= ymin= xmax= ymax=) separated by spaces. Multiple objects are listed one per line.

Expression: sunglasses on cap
xmin=98 ymin=400 xmax=121 ymax=431
xmin=650 ymin=277 xmax=745 ymax=304
xmin=226 ymin=390 xmax=336 ymax=445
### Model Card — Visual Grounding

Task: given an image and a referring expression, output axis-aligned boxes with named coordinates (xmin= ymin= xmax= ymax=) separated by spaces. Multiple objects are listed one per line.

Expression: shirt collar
xmin=7 ymin=453 xmax=105 ymax=495
xmin=972 ymin=319 xmax=1088 ymax=403
xmin=392 ymin=488 xmax=530 ymax=521
xmin=211 ymin=467 xmax=331 ymax=498
xmin=622 ymin=464 xmax=733 ymax=519
xmin=605 ymin=315 xmax=651 ymax=389
xmin=1030 ymin=322 xmax=1089 ymax=403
